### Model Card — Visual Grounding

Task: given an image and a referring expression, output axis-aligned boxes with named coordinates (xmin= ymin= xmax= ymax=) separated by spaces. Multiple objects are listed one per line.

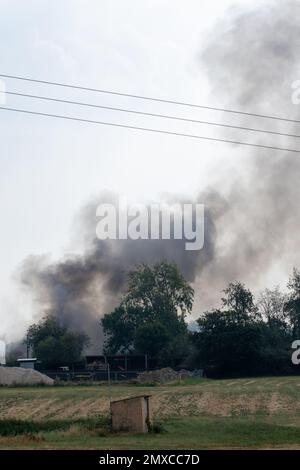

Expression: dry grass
xmin=0 ymin=376 xmax=299 ymax=420
xmin=2 ymin=377 xmax=300 ymax=449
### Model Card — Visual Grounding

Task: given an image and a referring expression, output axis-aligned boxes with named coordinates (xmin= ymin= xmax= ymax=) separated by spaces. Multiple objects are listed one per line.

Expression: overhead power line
xmin=0 ymin=105 xmax=299 ymax=153
xmin=1 ymin=73 xmax=299 ymax=125
xmin=2 ymin=90 xmax=300 ymax=140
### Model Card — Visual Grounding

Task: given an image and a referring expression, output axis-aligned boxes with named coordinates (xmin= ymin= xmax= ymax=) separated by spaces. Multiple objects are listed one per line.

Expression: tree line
xmin=17 ymin=262 xmax=300 ymax=377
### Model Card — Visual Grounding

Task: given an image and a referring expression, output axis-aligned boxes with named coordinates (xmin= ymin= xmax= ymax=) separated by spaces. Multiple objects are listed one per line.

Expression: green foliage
xmin=194 ymin=309 xmax=263 ymax=375
xmin=0 ymin=419 xmax=71 ymax=436
xmin=27 ymin=315 xmax=89 ymax=368
xmin=194 ymin=281 xmax=292 ymax=377
xmin=125 ymin=261 xmax=194 ymax=319
xmin=102 ymin=261 xmax=194 ymax=366
xmin=148 ymin=419 xmax=167 ymax=434
xmin=101 ymin=305 xmax=135 ymax=354
xmin=285 ymin=268 xmax=300 ymax=336
xmin=258 ymin=322 xmax=292 ymax=374
xmin=221 ymin=281 xmax=259 ymax=322
xmin=0 ymin=416 xmax=111 ymax=437
xmin=257 ymin=287 xmax=287 ymax=324
xmin=135 ymin=321 xmax=171 ymax=358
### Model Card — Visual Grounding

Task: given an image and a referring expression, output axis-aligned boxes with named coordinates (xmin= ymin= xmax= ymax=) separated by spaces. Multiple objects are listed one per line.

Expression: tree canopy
xmin=101 ymin=261 xmax=194 ymax=366
xmin=284 ymin=268 xmax=300 ymax=335
xmin=27 ymin=315 xmax=89 ymax=368
xmin=193 ymin=280 xmax=293 ymax=377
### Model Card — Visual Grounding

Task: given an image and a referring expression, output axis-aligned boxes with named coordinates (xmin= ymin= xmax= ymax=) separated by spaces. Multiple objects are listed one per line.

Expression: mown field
xmin=1 ymin=376 xmax=300 ymax=449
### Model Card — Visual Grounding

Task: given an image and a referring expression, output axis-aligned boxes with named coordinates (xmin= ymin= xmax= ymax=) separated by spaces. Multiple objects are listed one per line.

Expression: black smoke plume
xmin=19 ymin=1 xmax=300 ymax=351
xmin=19 ymin=193 xmax=218 ymax=351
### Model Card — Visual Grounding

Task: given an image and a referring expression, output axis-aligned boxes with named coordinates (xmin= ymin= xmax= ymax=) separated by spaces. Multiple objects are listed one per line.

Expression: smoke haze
xmin=18 ymin=0 xmax=300 ymax=351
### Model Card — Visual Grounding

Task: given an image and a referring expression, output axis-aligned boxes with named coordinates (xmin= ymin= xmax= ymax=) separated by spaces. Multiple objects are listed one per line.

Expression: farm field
xmin=1 ymin=376 xmax=300 ymax=449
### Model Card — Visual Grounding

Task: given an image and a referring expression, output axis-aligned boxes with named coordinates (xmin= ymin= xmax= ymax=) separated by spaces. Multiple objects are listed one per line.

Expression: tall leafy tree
xmin=221 ymin=281 xmax=259 ymax=322
xmin=102 ymin=261 xmax=194 ymax=365
xmin=194 ymin=282 xmax=262 ymax=376
xmin=284 ymin=268 xmax=300 ymax=336
xmin=27 ymin=315 xmax=89 ymax=368
xmin=194 ymin=280 xmax=294 ymax=377
xmin=257 ymin=287 xmax=287 ymax=325
xmin=194 ymin=308 xmax=263 ymax=376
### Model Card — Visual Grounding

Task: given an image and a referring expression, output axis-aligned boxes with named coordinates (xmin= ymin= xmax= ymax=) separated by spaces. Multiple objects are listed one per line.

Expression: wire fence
xmin=39 ymin=369 xmax=146 ymax=382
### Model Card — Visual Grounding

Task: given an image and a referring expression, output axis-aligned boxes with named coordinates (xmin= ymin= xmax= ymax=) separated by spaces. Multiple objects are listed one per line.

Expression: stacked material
xmin=0 ymin=366 xmax=54 ymax=386
xmin=137 ymin=367 xmax=192 ymax=384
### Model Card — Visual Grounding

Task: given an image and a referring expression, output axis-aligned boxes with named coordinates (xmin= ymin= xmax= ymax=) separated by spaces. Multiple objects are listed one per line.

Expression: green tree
xmin=101 ymin=305 xmax=135 ymax=354
xmin=135 ymin=321 xmax=171 ymax=364
xmin=193 ymin=281 xmax=293 ymax=377
xmin=102 ymin=261 xmax=194 ymax=366
xmin=284 ymin=268 xmax=300 ymax=336
xmin=257 ymin=287 xmax=287 ymax=325
xmin=27 ymin=315 xmax=89 ymax=368
xmin=194 ymin=308 xmax=263 ymax=376
xmin=221 ymin=281 xmax=259 ymax=322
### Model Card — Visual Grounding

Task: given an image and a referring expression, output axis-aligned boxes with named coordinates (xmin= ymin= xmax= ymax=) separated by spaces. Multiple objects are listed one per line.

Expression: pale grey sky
xmin=0 ymin=0 xmax=264 ymax=341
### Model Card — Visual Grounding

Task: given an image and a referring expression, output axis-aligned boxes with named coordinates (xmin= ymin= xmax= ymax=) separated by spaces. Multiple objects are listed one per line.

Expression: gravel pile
xmin=0 ymin=366 xmax=54 ymax=386
xmin=137 ymin=367 xmax=192 ymax=384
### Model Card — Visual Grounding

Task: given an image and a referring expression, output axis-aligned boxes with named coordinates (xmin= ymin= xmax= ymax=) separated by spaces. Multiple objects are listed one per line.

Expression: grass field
xmin=1 ymin=376 xmax=300 ymax=449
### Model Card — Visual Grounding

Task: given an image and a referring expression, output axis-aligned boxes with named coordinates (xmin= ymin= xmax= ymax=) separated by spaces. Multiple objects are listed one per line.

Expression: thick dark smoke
xmin=19 ymin=192 xmax=219 ymax=351
xmin=18 ymin=0 xmax=300 ymax=352
xmin=196 ymin=0 xmax=300 ymax=304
